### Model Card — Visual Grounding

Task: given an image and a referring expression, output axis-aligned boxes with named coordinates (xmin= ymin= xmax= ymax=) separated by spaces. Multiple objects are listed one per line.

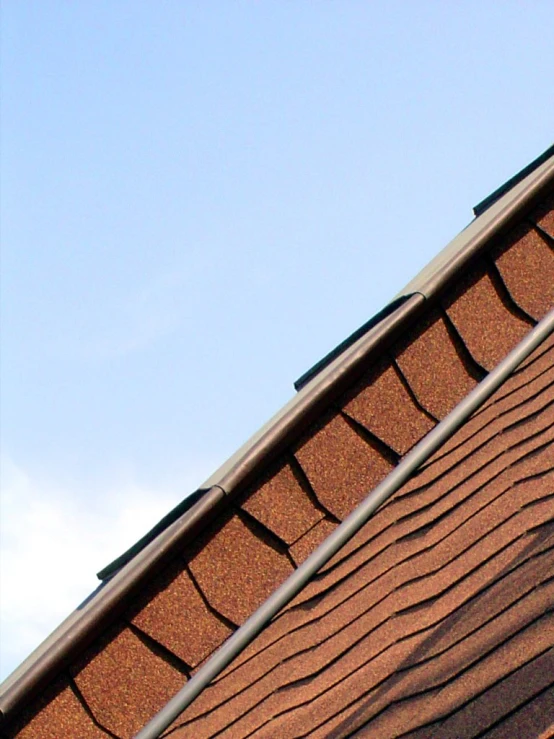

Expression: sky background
xmin=1 ymin=2 xmax=553 ymax=681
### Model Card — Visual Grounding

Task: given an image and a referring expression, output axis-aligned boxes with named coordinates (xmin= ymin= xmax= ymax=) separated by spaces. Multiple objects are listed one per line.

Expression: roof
xmin=2 ymin=146 xmax=554 ymax=738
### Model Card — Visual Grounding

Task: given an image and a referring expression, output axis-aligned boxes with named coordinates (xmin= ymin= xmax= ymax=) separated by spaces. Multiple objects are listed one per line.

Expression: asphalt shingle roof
xmin=2 ymin=148 xmax=554 ymax=739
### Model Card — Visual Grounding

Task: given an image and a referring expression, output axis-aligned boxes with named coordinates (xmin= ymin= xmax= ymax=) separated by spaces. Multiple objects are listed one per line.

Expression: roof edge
xmin=135 ymin=308 xmax=554 ymax=738
xmin=0 ymin=487 xmax=226 ymax=724
xmin=473 ymin=143 xmax=554 ymax=216
xmin=3 ymin=146 xmax=554 ymax=727
xmin=293 ymin=295 xmax=412 ymax=391
xmin=398 ymin=151 xmax=554 ymax=300
xmin=0 ymin=293 xmax=425 ymax=724
xmin=294 ymin=148 xmax=554 ymax=391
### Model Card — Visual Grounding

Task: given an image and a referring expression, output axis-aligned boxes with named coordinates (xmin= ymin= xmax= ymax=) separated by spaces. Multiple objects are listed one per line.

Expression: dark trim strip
xmin=294 ymin=295 xmax=412 ymax=391
xmin=216 ymin=294 xmax=425 ymax=494
xmin=0 ymin=487 xmax=226 ymax=723
xmin=296 ymin=149 xmax=554 ymax=391
xmin=96 ymin=489 xmax=206 ymax=581
xmin=473 ymin=143 xmax=554 ymax=216
xmin=401 ymin=155 xmax=554 ymax=301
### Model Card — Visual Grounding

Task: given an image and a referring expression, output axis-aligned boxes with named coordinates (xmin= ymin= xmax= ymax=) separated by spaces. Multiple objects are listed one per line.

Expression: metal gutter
xmin=0 ymin=294 xmax=425 ymax=726
xmin=293 ymin=295 xmax=412 ymax=391
xmin=2 ymin=148 xmax=553 ymax=729
xmin=294 ymin=150 xmax=554 ymax=391
xmin=135 ymin=307 xmax=554 ymax=739
xmin=0 ymin=487 xmax=226 ymax=722
xmin=398 ymin=153 xmax=554 ymax=301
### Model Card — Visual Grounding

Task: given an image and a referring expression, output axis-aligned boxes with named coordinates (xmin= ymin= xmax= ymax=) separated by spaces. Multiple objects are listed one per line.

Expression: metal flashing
xmin=294 ymin=149 xmax=554 ymax=392
xmin=397 ymin=152 xmax=554 ymax=301
xmin=473 ymin=143 xmax=554 ymax=217
xmin=2 ymin=146 xmax=554 ymax=730
xmin=135 ymin=308 xmax=554 ymax=739
xmin=293 ymin=295 xmax=412 ymax=391
xmin=96 ymin=488 xmax=206 ymax=581
xmin=0 ymin=486 xmax=226 ymax=723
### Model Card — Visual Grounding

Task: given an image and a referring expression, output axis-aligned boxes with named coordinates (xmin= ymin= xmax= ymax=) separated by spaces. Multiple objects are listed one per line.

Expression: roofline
xmin=473 ymin=142 xmax=554 ymax=216
xmin=136 ymin=307 xmax=554 ymax=738
xmin=396 ymin=152 xmax=554 ymax=299
xmin=294 ymin=145 xmax=554 ymax=391
xmin=294 ymin=295 xmax=411 ymax=391
xmin=2 ymin=148 xmax=553 ymax=727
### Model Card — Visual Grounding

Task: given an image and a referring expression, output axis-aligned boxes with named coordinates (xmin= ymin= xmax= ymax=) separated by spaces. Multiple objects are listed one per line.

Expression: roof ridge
xmin=2 ymin=146 xmax=553 ymax=728
xmin=134 ymin=308 xmax=554 ymax=739
xmin=473 ymin=143 xmax=554 ymax=217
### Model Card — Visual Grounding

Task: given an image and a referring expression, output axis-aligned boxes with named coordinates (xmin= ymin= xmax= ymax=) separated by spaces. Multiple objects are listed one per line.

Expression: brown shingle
xmin=230 ymin=609 xmax=554 ymax=739
xmin=425 ymin=648 xmax=554 ymax=738
xmin=165 ymin=353 xmax=554 ymax=737
xmin=289 ymin=518 xmax=338 ymax=565
xmin=6 ymin=677 xmax=109 ymax=739
xmin=294 ymin=404 xmax=554 ymax=611
xmin=512 ymin=326 xmax=554 ymax=371
xmin=349 ymin=614 xmax=554 ymax=738
xmin=294 ymin=411 xmax=394 ymax=520
xmin=169 ymin=493 xmax=553 ymax=737
xmin=128 ymin=559 xmax=232 ymax=668
xmin=71 ymin=623 xmax=185 ymax=738
xmin=249 ymin=374 xmax=554 ymax=643
xmin=444 ymin=260 xmax=531 ymax=371
xmin=298 ymin=568 xmax=554 ymax=739
xmin=483 ymin=686 xmax=554 ymax=739
xmin=468 ymin=339 xmax=553 ymax=421
xmin=530 ymin=189 xmax=554 ymax=238
xmin=188 ymin=511 xmax=294 ymax=624
xmin=393 ymin=309 xmax=479 ymax=419
xmin=212 ymin=470 xmax=554 ymax=726
xmin=342 ymin=357 xmax=436 ymax=454
xmin=491 ymin=223 xmax=554 ymax=320
xmin=418 ymin=361 xmax=554 ymax=476
xmin=240 ymin=460 xmax=323 ymax=545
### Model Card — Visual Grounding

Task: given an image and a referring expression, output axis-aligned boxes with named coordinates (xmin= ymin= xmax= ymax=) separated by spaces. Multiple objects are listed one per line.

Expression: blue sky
xmin=1 ymin=2 xmax=553 ymax=680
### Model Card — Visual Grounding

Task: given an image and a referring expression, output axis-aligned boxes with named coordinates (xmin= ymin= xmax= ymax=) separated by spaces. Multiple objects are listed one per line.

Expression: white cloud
xmin=0 ymin=454 xmax=200 ymax=682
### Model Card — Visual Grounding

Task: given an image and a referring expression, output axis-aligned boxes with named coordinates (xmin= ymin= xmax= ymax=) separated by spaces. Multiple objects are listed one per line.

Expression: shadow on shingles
xmin=325 ymin=521 xmax=554 ymax=739
xmin=2 ymin=677 xmax=67 ymax=738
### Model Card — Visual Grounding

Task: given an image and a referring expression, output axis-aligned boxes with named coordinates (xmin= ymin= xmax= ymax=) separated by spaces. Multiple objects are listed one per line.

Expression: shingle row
xmin=163 ymin=352 xmax=554 ymax=738
xmin=7 ymin=191 xmax=554 ymax=739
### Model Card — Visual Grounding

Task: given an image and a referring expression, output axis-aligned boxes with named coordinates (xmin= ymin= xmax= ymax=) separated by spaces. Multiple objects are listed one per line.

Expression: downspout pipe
xmin=135 ymin=308 xmax=554 ymax=739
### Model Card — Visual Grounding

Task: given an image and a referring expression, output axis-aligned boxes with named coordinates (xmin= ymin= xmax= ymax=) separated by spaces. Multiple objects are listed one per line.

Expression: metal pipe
xmin=135 ymin=308 xmax=554 ymax=739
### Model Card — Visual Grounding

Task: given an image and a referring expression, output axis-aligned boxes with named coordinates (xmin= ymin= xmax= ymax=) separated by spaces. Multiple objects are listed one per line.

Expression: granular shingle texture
xmin=71 ymin=624 xmax=186 ymax=738
xmin=289 ymin=518 xmax=339 ymax=565
xmin=491 ymin=224 xmax=554 ymax=321
xmin=128 ymin=559 xmax=232 ymax=668
xmin=393 ymin=309 xmax=480 ymax=418
xmin=4 ymin=164 xmax=554 ymax=739
xmin=5 ymin=678 xmax=109 ymax=739
xmin=294 ymin=410 xmax=395 ymax=520
xmin=240 ymin=461 xmax=324 ymax=544
xmin=531 ymin=189 xmax=554 ymax=238
xmin=444 ymin=260 xmax=532 ymax=371
xmin=423 ymin=649 xmax=554 ymax=738
xmin=483 ymin=686 xmax=554 ymax=739
xmin=341 ymin=356 xmax=436 ymax=454
xmin=187 ymin=511 xmax=294 ymax=624
xmin=163 ymin=344 xmax=554 ymax=738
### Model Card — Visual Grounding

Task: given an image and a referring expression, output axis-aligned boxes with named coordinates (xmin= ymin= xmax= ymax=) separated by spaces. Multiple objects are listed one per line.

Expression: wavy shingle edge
xmin=2 ymin=153 xmax=554 ymax=736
